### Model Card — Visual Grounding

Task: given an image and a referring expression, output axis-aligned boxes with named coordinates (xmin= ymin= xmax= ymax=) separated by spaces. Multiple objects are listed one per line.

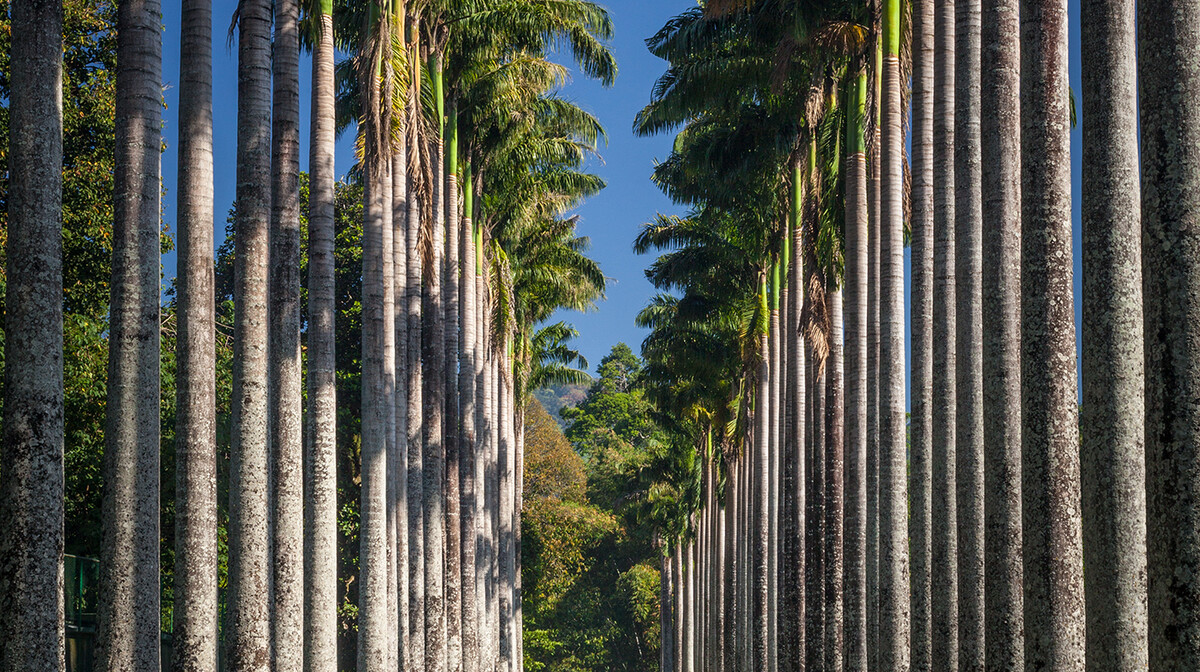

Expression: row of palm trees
xmin=637 ymin=0 xmax=1199 ymax=671
xmin=0 ymin=0 xmax=612 ymax=670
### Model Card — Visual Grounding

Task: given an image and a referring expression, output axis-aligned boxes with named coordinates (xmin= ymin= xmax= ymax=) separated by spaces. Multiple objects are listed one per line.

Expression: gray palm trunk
xmin=662 ymin=545 xmax=675 ymax=672
xmin=824 ymin=286 xmax=845 ymax=672
xmin=675 ymin=548 xmax=685 ymax=672
xmin=879 ymin=14 xmax=911 ymax=669
xmin=0 ymin=0 xmax=64 ymax=667
xmin=100 ymin=0 xmax=162 ymax=666
xmin=953 ymin=0 xmax=985 ymax=668
xmin=1080 ymin=0 xmax=1146 ymax=668
xmin=307 ymin=7 xmax=339 ymax=672
xmin=228 ymin=0 xmax=273 ymax=666
xmin=754 ymin=323 xmax=770 ymax=672
xmin=1019 ymin=0 xmax=1085 ymax=667
xmin=382 ymin=145 xmax=400 ymax=672
xmin=407 ymin=49 xmax=427 ymax=672
xmin=270 ymin=0 xmax=305 ymax=667
xmin=685 ymin=531 xmax=695 ymax=672
xmin=173 ymin=0 xmax=217 ymax=668
xmin=806 ymin=353 xmax=826 ymax=672
xmin=980 ymin=0 xmax=1024 ymax=666
xmin=780 ymin=176 xmax=805 ymax=672
xmin=1138 ymin=0 xmax=1200 ymax=668
xmin=724 ymin=458 xmax=738 ymax=672
xmin=865 ymin=50 xmax=882 ymax=672
xmin=444 ymin=122 xmax=463 ymax=672
xmin=844 ymin=103 xmax=870 ymax=672
xmin=360 ymin=55 xmax=394 ymax=670
xmin=425 ymin=117 xmax=448 ymax=672
xmin=909 ymin=0 xmax=934 ymax=667
xmin=461 ymin=183 xmax=480 ymax=672
xmin=768 ymin=299 xmax=780 ymax=672
xmin=932 ymin=1 xmax=959 ymax=668
xmin=498 ymin=355 xmax=515 ymax=672
xmin=394 ymin=142 xmax=411 ymax=672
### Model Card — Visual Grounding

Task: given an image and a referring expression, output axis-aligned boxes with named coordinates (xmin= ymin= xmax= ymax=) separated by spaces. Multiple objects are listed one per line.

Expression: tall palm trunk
xmin=754 ymin=283 xmax=770 ymax=672
xmin=461 ymin=158 xmax=480 ymax=672
xmin=769 ymin=266 xmax=781 ymax=672
xmin=383 ymin=140 xmax=400 ymax=672
xmin=879 ymin=0 xmax=911 ymax=665
xmin=0 ymin=0 xmax=63 ymax=667
xmin=394 ymin=125 xmax=411 ymax=672
xmin=270 ymin=0 xmax=304 ymax=667
xmin=1080 ymin=0 xmax=1145 ymax=668
xmin=174 ymin=0 xmax=216 ymax=668
xmin=953 ymin=0 xmax=985 ymax=668
xmin=865 ymin=42 xmax=883 ymax=672
xmin=824 ymin=284 xmax=845 ymax=672
xmin=425 ymin=48 xmax=449 ymax=672
xmin=843 ymin=70 xmax=870 ymax=672
xmin=407 ymin=28 xmax=427 ymax=672
xmin=101 ymin=0 xmax=162 ymax=666
xmin=498 ymin=352 xmax=515 ymax=672
xmin=909 ymin=0 xmax=935 ymax=665
xmin=780 ymin=158 xmax=805 ymax=672
xmin=228 ymin=0 xmax=273 ymax=667
xmin=724 ymin=458 xmax=738 ymax=672
xmin=806 ymin=351 xmax=826 ymax=672
xmin=980 ymin=0 xmax=1023 ymax=666
xmin=444 ymin=102 xmax=463 ymax=672
xmin=662 ymin=544 xmax=675 ymax=672
xmin=1019 ymin=0 xmax=1084 ymax=667
xmin=931 ymin=0 xmax=959 ymax=668
xmin=307 ymin=3 xmax=339 ymax=671
xmin=359 ymin=17 xmax=394 ymax=668
xmin=1139 ymin=0 xmax=1200 ymax=668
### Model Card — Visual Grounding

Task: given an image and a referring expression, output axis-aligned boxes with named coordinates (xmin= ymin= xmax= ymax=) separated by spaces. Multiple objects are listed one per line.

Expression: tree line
xmin=0 ymin=0 xmax=614 ymax=670
xmin=634 ymin=1 xmax=1197 ymax=672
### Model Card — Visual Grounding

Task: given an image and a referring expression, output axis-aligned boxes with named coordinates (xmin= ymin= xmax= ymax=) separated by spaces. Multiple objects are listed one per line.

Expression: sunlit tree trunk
xmin=824 ymin=285 xmax=845 ymax=672
xmin=461 ymin=158 xmax=480 ymax=672
xmin=407 ymin=28 xmax=427 ymax=672
xmin=444 ymin=101 xmax=463 ymax=672
xmin=1020 ymin=0 xmax=1084 ymax=666
xmin=0 ymin=0 xmax=64 ymax=666
xmin=228 ymin=0 xmax=272 ymax=666
xmin=99 ymin=0 xmax=162 ymax=666
xmin=1139 ymin=0 xmax=1200 ymax=668
xmin=394 ymin=133 xmax=411 ymax=672
xmin=865 ymin=41 xmax=883 ymax=672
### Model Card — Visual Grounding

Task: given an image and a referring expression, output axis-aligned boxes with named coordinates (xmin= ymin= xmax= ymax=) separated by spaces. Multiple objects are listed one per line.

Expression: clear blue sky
xmin=159 ymin=0 xmax=1087 ymax=392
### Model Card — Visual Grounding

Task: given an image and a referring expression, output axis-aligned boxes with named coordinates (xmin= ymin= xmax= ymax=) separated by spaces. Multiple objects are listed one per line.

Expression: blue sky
xmin=159 ymin=0 xmax=1087 ymax=392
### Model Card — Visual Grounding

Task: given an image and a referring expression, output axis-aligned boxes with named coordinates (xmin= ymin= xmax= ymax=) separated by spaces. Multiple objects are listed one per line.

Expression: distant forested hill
xmin=532 ymin=380 xmax=591 ymax=428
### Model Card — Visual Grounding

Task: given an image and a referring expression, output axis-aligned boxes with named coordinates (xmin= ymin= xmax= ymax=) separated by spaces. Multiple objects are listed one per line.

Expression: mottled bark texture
xmin=498 ymin=361 xmax=515 ymax=672
xmin=865 ymin=45 xmax=882 ymax=672
xmin=100 ymin=0 xmax=162 ymax=667
xmin=394 ymin=141 xmax=411 ymax=672
xmin=1080 ymin=0 xmax=1147 ymax=669
xmin=1139 ymin=0 xmax=1200 ymax=669
xmin=980 ymin=0 xmax=1024 ymax=667
xmin=879 ymin=0 xmax=912 ymax=666
xmin=444 ymin=113 xmax=463 ymax=672
xmin=173 ymin=0 xmax=217 ymax=668
xmin=0 ymin=0 xmax=64 ymax=668
xmin=271 ymin=0 xmax=305 ymax=667
xmin=780 ymin=168 xmax=806 ymax=672
xmin=407 ymin=46 xmax=427 ymax=672
xmin=806 ymin=356 xmax=827 ymax=672
xmin=461 ymin=173 xmax=480 ymax=672
xmin=228 ymin=1 xmax=273 ymax=667
xmin=769 ymin=299 xmax=781 ymax=672
xmin=306 ymin=8 xmax=339 ymax=671
xmin=844 ymin=103 xmax=869 ymax=672
xmin=825 ymin=288 xmax=845 ymax=672
xmin=755 ymin=325 xmax=770 ymax=672
xmin=1020 ymin=0 xmax=1085 ymax=667
xmin=954 ymin=0 xmax=985 ymax=667
xmin=909 ymin=0 xmax=934 ymax=667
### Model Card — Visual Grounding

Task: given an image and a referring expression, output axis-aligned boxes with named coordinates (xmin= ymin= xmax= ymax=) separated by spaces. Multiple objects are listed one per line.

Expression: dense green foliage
xmin=522 ymin=345 xmax=668 ymax=672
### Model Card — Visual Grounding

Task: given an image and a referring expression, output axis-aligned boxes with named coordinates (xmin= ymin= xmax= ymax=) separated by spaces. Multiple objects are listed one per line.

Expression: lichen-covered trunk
xmin=0 ymin=0 xmax=64 ymax=667
xmin=100 ymin=0 xmax=162 ymax=667
xmin=909 ymin=0 xmax=934 ymax=666
xmin=1019 ymin=0 xmax=1085 ymax=667
xmin=824 ymin=287 xmax=845 ymax=672
xmin=843 ymin=75 xmax=870 ymax=672
xmin=1139 ymin=0 xmax=1200 ymax=668
xmin=953 ymin=0 xmax=986 ymax=667
xmin=1081 ymin=0 xmax=1146 ymax=668
xmin=306 ymin=7 xmax=339 ymax=672
xmin=879 ymin=0 xmax=912 ymax=665
xmin=271 ymin=0 xmax=305 ymax=667
xmin=173 ymin=0 xmax=216 ymax=669
xmin=228 ymin=0 xmax=273 ymax=666
xmin=980 ymin=0 xmax=1024 ymax=666
xmin=932 ymin=0 xmax=959 ymax=667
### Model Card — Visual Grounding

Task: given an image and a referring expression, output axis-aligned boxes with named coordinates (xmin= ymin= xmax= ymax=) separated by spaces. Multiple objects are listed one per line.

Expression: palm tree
xmin=270 ymin=0 xmax=304 ymax=667
xmin=0 ymin=0 xmax=64 ymax=667
xmin=1080 ymin=0 xmax=1145 ymax=668
xmin=843 ymin=69 xmax=869 ymax=672
xmin=1020 ymin=0 xmax=1084 ymax=666
xmin=954 ymin=1 xmax=985 ymax=667
xmin=173 ymin=0 xmax=217 ymax=668
xmin=865 ymin=40 xmax=882 ymax=672
xmin=878 ymin=0 xmax=911 ymax=666
xmin=305 ymin=0 xmax=339 ymax=668
xmin=824 ymin=278 xmax=845 ymax=672
xmin=980 ymin=0 xmax=1023 ymax=666
xmin=932 ymin=0 xmax=959 ymax=668
xmin=100 ymin=0 xmax=162 ymax=666
xmin=1138 ymin=0 xmax=1200 ymax=668
xmin=909 ymin=0 xmax=934 ymax=667
xmin=228 ymin=0 xmax=273 ymax=666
